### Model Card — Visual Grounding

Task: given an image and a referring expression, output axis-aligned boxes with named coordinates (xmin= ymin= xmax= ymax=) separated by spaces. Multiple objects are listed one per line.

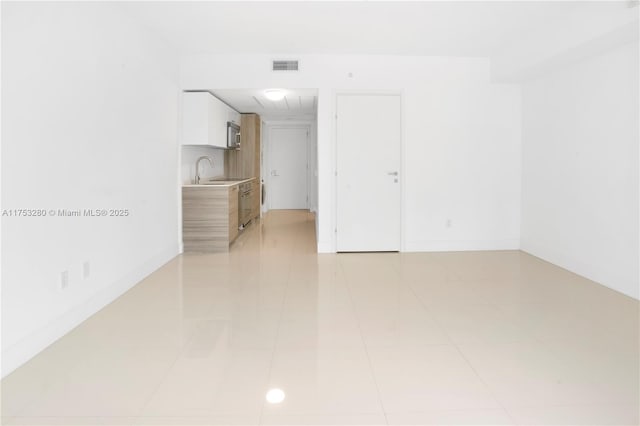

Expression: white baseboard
xmin=317 ymin=240 xmax=335 ymax=253
xmin=403 ymin=238 xmax=520 ymax=252
xmin=1 ymin=244 xmax=179 ymax=378
xmin=521 ymin=241 xmax=639 ymax=301
xmin=319 ymin=239 xmax=518 ymax=254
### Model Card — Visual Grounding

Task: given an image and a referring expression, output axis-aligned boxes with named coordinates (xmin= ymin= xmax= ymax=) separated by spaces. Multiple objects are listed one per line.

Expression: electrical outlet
xmin=83 ymin=261 xmax=90 ymax=279
xmin=446 ymin=219 xmax=452 ymax=228
xmin=60 ymin=270 xmax=69 ymax=290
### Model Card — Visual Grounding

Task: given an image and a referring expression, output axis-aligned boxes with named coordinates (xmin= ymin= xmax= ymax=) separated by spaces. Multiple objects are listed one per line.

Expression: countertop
xmin=182 ymin=177 xmax=255 ymax=188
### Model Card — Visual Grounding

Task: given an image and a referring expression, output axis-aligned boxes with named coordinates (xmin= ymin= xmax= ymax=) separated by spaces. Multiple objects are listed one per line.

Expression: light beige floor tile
xmin=181 ymin=314 xmax=280 ymax=352
xmin=260 ymin=413 xmax=387 ymax=425
xmin=275 ymin=310 xmax=364 ymax=350
xmin=18 ymin=347 xmax=179 ymax=417
xmin=355 ymin=299 xmax=451 ymax=348
xmin=0 ymin=331 xmax=96 ymax=417
xmin=396 ymin=258 xmax=452 ymax=284
xmin=385 ymin=408 xmax=514 ymax=425
xmin=540 ymin=338 xmax=640 ymax=405
xmin=4 ymin=417 xmax=138 ymax=426
xmin=496 ymin=302 xmax=576 ymax=341
xmin=428 ymin=250 xmax=522 ymax=282
xmin=461 ymin=278 xmax=560 ymax=305
xmin=506 ymin=403 xmax=640 ymax=425
xmin=347 ymin=282 xmax=422 ymax=312
xmin=409 ymin=279 xmax=490 ymax=307
xmin=100 ymin=418 xmax=138 ymax=426
xmin=346 ymin=283 xmax=433 ymax=350
xmin=140 ymin=349 xmax=271 ymax=417
xmin=499 ymin=301 xmax=640 ymax=352
xmin=229 ymin=284 xmax=288 ymax=314
xmin=281 ymin=273 xmax=352 ymax=314
xmin=2 ymin=211 xmax=638 ymax=424
xmin=264 ymin=348 xmax=383 ymax=415
xmin=376 ymin=376 xmax=501 ymax=413
xmin=429 ymin=303 xmax=534 ymax=344
xmin=339 ymin=254 xmax=401 ymax=288
xmin=367 ymin=344 xmax=500 ymax=412
xmin=72 ymin=307 xmax=199 ymax=352
xmin=2 ymin=417 xmax=109 ymax=425
xmin=457 ymin=341 xmax=614 ymax=408
xmin=134 ymin=414 xmax=260 ymax=425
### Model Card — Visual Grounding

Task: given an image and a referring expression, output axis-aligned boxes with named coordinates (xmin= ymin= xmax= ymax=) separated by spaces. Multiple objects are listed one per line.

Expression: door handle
xmin=387 ymin=171 xmax=398 ymax=176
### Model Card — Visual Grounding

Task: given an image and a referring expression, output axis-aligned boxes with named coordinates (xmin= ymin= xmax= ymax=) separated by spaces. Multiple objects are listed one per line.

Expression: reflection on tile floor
xmin=2 ymin=210 xmax=639 ymax=425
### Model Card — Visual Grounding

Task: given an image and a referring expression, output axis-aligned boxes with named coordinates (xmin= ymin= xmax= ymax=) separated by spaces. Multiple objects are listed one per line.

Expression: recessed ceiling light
xmin=265 ymin=388 xmax=285 ymax=404
xmin=264 ymin=89 xmax=286 ymax=101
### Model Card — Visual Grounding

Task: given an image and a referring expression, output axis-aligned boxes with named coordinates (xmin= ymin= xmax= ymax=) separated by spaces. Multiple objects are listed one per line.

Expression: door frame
xmin=266 ymin=123 xmax=312 ymax=211
xmin=334 ymin=90 xmax=405 ymax=252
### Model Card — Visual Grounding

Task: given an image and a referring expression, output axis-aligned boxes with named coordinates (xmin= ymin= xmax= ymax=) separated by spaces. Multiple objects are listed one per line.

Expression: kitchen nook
xmin=181 ymin=91 xmax=262 ymax=252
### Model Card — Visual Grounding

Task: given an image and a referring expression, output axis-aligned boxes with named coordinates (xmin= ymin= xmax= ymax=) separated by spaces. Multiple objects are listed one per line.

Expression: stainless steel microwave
xmin=227 ymin=122 xmax=240 ymax=149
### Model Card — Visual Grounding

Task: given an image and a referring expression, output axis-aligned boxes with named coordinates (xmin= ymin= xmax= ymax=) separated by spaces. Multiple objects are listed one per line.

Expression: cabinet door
xmin=182 ymin=92 xmax=228 ymax=148
xmin=251 ymin=179 xmax=260 ymax=219
xmin=228 ymin=186 xmax=239 ymax=242
xmin=207 ymin=95 xmax=228 ymax=149
xmin=253 ymin=117 xmax=261 ymax=181
xmin=225 ymin=113 xmax=261 ymax=179
xmin=181 ymin=92 xmax=209 ymax=145
xmin=227 ymin=107 xmax=241 ymax=126
xmin=240 ymin=114 xmax=262 ymax=178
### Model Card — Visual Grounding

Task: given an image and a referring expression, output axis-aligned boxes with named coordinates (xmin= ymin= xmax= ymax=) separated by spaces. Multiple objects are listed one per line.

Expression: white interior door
xmin=337 ymin=94 xmax=401 ymax=252
xmin=268 ymin=127 xmax=308 ymax=210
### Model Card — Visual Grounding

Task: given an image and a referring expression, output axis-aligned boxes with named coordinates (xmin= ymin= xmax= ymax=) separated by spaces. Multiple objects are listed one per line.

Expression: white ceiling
xmin=121 ymin=1 xmax=584 ymax=57
xmin=212 ymin=88 xmax=318 ymax=120
xmin=121 ymin=1 xmax=633 ymax=120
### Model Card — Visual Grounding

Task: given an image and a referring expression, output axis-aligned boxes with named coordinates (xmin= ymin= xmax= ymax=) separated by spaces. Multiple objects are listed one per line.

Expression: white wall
xmin=1 ymin=2 xmax=180 ymax=376
xmin=492 ymin=2 xmax=638 ymax=83
xmin=181 ymin=146 xmax=225 ymax=185
xmin=310 ymin=119 xmax=318 ymax=216
xmin=521 ymin=40 xmax=639 ymax=300
xmin=180 ymin=55 xmax=522 ymax=253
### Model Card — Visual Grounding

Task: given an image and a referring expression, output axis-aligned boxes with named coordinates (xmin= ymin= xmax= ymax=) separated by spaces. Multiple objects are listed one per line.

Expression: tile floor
xmin=1 ymin=210 xmax=638 ymax=425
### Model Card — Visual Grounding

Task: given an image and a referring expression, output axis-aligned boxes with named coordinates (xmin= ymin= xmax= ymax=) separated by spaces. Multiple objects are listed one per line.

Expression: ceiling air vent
xmin=272 ymin=60 xmax=299 ymax=71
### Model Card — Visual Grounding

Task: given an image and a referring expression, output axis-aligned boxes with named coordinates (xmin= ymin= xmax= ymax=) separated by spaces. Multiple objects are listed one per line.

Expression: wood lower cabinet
xmin=182 ymin=185 xmax=239 ymax=252
xmin=250 ymin=178 xmax=260 ymax=220
xmin=228 ymin=186 xmax=239 ymax=242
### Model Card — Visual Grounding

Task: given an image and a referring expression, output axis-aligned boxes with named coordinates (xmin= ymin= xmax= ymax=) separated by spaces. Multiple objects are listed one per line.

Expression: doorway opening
xmin=208 ymin=88 xmax=319 ymax=247
xmin=266 ymin=125 xmax=312 ymax=211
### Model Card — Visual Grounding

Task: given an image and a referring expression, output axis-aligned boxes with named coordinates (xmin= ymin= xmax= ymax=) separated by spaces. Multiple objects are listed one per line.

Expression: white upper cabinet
xmin=227 ymin=107 xmax=241 ymax=126
xmin=181 ymin=92 xmax=239 ymax=148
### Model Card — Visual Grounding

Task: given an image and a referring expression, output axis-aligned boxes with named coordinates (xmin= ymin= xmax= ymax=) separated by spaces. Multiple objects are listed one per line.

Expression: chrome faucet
xmin=194 ymin=156 xmax=214 ymax=184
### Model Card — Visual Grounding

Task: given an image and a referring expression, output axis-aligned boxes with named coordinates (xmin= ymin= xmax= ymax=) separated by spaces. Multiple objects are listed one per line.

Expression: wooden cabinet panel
xmin=224 ymin=114 xmax=261 ymax=185
xmin=241 ymin=114 xmax=259 ymax=178
xmin=183 ymin=185 xmax=240 ymax=252
xmin=229 ymin=185 xmax=239 ymax=242
xmin=251 ymin=178 xmax=260 ymax=220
